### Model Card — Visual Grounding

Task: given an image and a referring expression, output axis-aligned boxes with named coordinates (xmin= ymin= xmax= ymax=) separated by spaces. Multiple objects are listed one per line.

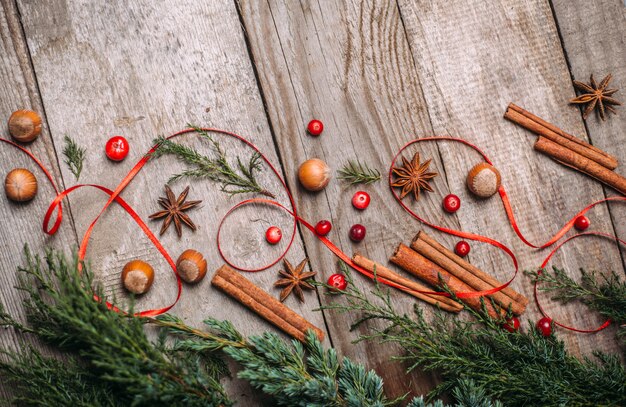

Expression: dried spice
xmin=149 ymin=185 xmax=201 ymax=237
xmin=274 ymin=258 xmax=316 ymax=302
xmin=391 ymin=152 xmax=437 ymax=200
xmin=570 ymin=73 xmax=621 ymax=120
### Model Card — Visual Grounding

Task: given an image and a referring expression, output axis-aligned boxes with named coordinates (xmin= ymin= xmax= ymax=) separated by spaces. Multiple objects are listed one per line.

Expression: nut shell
xmin=298 ymin=158 xmax=330 ymax=192
xmin=466 ymin=163 xmax=501 ymax=198
xmin=122 ymin=260 xmax=154 ymax=295
xmin=5 ymin=168 xmax=38 ymax=202
xmin=8 ymin=110 xmax=42 ymax=143
xmin=176 ymin=249 xmax=207 ymax=284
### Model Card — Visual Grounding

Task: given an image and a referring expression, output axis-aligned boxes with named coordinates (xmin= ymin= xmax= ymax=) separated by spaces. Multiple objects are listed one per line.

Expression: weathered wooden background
xmin=0 ymin=0 xmax=624 ymax=404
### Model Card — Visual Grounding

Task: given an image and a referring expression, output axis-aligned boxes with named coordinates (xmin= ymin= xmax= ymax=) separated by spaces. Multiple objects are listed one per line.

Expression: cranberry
xmin=454 ymin=241 xmax=470 ymax=257
xmin=349 ymin=224 xmax=366 ymax=242
xmin=265 ymin=226 xmax=282 ymax=245
xmin=502 ymin=317 xmax=520 ymax=332
xmin=307 ymin=119 xmax=324 ymax=136
xmin=105 ymin=136 xmax=129 ymax=161
xmin=352 ymin=191 xmax=370 ymax=210
xmin=327 ymin=273 xmax=347 ymax=290
xmin=536 ymin=317 xmax=553 ymax=337
xmin=574 ymin=215 xmax=590 ymax=231
xmin=315 ymin=220 xmax=332 ymax=236
xmin=442 ymin=194 xmax=461 ymax=213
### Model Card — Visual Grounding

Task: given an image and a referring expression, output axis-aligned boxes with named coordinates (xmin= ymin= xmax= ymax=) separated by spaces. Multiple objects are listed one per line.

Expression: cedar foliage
xmin=320 ymin=263 xmax=626 ymax=407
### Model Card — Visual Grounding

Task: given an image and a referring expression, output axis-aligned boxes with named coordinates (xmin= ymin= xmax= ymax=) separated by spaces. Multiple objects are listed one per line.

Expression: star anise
xmin=570 ymin=73 xmax=621 ymax=120
xmin=149 ymin=185 xmax=202 ymax=237
xmin=274 ymin=258 xmax=316 ymax=303
xmin=391 ymin=152 xmax=438 ymax=200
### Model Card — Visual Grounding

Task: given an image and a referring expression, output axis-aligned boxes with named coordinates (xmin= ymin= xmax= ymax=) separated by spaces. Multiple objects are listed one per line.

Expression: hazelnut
xmin=466 ymin=163 xmax=501 ymax=198
xmin=176 ymin=249 xmax=207 ymax=284
xmin=5 ymin=168 xmax=38 ymax=202
xmin=8 ymin=110 xmax=42 ymax=143
xmin=121 ymin=260 xmax=154 ymax=295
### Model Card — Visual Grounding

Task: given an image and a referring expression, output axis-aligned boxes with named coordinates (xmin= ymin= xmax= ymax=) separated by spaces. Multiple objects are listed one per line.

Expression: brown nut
xmin=121 ymin=260 xmax=154 ymax=295
xmin=8 ymin=110 xmax=42 ymax=143
xmin=298 ymin=158 xmax=330 ymax=192
xmin=5 ymin=168 xmax=38 ymax=202
xmin=176 ymin=249 xmax=207 ymax=284
xmin=467 ymin=163 xmax=501 ymax=198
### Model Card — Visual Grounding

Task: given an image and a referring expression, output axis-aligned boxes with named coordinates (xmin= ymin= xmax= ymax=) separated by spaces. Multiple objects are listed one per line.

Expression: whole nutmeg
xmin=176 ymin=249 xmax=207 ymax=284
xmin=121 ymin=260 xmax=154 ymax=295
xmin=466 ymin=163 xmax=501 ymax=198
xmin=8 ymin=110 xmax=42 ymax=143
xmin=5 ymin=168 xmax=38 ymax=202
xmin=298 ymin=158 xmax=331 ymax=192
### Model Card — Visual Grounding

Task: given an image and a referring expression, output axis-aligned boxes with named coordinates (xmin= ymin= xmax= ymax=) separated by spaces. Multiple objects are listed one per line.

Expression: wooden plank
xmin=15 ymin=0 xmax=327 ymax=402
xmin=550 ymin=0 xmax=626 ymax=252
xmin=0 ymin=0 xmax=78 ymax=399
xmin=237 ymin=0 xmax=463 ymax=399
xmin=396 ymin=0 xmax=623 ymax=359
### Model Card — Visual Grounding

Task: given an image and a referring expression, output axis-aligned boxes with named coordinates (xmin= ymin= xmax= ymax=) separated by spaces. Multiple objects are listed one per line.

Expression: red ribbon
xmin=2 ymin=131 xmax=622 ymax=332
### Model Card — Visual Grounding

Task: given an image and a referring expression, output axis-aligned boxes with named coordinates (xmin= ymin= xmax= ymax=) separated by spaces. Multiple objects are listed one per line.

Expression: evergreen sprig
xmin=151 ymin=126 xmax=274 ymax=198
xmin=0 ymin=248 xmax=232 ymax=407
xmin=526 ymin=267 xmax=626 ymax=343
xmin=338 ymin=160 xmax=382 ymax=184
xmin=62 ymin=135 xmax=85 ymax=180
xmin=320 ymin=263 xmax=626 ymax=406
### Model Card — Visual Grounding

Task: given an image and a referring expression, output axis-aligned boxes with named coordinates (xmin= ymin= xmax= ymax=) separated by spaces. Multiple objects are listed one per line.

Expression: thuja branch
xmin=320 ymin=263 xmax=626 ymax=406
xmin=62 ymin=135 xmax=85 ymax=180
xmin=151 ymin=126 xmax=275 ymax=198
xmin=526 ymin=267 xmax=626 ymax=343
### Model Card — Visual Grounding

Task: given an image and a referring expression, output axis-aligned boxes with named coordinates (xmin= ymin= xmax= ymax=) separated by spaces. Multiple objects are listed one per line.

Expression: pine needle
xmin=338 ymin=160 xmax=381 ymax=184
xmin=151 ymin=126 xmax=275 ymax=198
xmin=62 ymin=135 xmax=85 ymax=180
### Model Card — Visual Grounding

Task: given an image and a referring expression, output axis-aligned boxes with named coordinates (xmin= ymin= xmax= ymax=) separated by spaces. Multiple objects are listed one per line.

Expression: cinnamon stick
xmin=416 ymin=231 xmax=529 ymax=307
xmin=390 ymin=244 xmax=503 ymax=318
xmin=411 ymin=233 xmax=527 ymax=315
xmin=534 ymin=137 xmax=626 ymax=195
xmin=211 ymin=265 xmax=324 ymax=342
xmin=505 ymin=103 xmax=618 ymax=170
xmin=352 ymin=253 xmax=463 ymax=312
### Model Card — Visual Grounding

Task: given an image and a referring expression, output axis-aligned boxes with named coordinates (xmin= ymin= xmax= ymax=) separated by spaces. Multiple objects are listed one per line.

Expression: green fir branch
xmin=338 ymin=160 xmax=381 ymax=184
xmin=62 ymin=135 xmax=85 ymax=180
xmin=319 ymin=262 xmax=626 ymax=406
xmin=526 ymin=267 xmax=626 ymax=343
xmin=151 ymin=126 xmax=274 ymax=198
xmin=0 ymin=247 xmax=232 ymax=407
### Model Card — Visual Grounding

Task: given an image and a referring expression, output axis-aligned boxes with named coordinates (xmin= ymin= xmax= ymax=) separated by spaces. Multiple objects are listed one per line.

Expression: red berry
xmin=349 ymin=224 xmax=366 ymax=242
xmin=315 ymin=220 xmax=332 ymax=236
xmin=105 ymin=136 xmax=129 ymax=161
xmin=307 ymin=119 xmax=324 ymax=136
xmin=503 ymin=317 xmax=520 ymax=332
xmin=536 ymin=317 xmax=553 ymax=336
xmin=454 ymin=241 xmax=470 ymax=257
xmin=352 ymin=191 xmax=371 ymax=210
xmin=327 ymin=273 xmax=347 ymax=290
xmin=574 ymin=215 xmax=590 ymax=231
xmin=265 ymin=226 xmax=282 ymax=244
xmin=443 ymin=194 xmax=461 ymax=213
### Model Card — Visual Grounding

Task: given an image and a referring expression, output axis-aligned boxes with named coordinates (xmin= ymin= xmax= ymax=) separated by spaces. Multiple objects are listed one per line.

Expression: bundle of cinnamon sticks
xmin=212 ymin=265 xmax=324 ymax=342
xmin=387 ymin=231 xmax=527 ymax=318
xmin=505 ymin=103 xmax=626 ymax=194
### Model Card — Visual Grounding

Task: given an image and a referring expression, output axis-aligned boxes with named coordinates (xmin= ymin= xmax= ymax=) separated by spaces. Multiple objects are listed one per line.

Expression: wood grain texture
xmin=237 ymin=0 xmax=463 ymax=398
xmin=397 ymin=0 xmax=623 ymax=359
xmin=12 ymin=0 xmax=326 ymax=403
xmin=551 ymin=0 xmax=626 ymax=253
